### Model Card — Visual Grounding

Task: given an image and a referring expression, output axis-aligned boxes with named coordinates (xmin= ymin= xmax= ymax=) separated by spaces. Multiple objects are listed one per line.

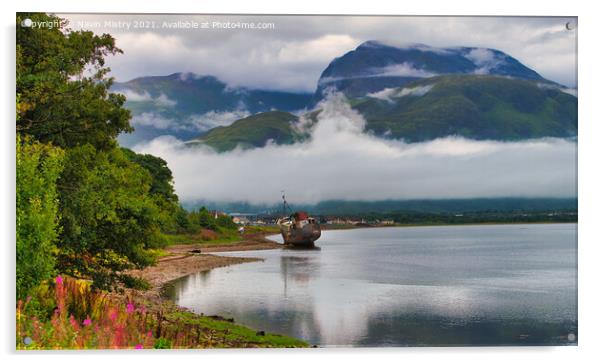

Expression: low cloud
xmin=366 ymin=88 xmax=397 ymax=102
xmin=131 ymin=110 xmax=249 ymax=132
xmin=370 ymin=62 xmax=438 ymax=78
xmin=464 ymin=48 xmax=504 ymax=75
xmin=367 ymin=85 xmax=433 ymax=102
xmin=118 ymin=89 xmax=178 ymax=107
xmin=186 ymin=110 xmax=250 ymax=131
xmin=131 ymin=113 xmax=175 ymax=130
xmin=134 ymin=94 xmax=577 ymax=205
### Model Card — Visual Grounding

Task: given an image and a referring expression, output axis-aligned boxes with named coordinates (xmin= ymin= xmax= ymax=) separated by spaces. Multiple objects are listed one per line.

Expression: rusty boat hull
xmin=277 ymin=211 xmax=321 ymax=248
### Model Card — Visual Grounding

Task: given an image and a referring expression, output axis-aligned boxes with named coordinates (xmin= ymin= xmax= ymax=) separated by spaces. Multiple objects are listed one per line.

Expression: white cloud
xmin=369 ymin=62 xmax=438 ymax=78
xmin=366 ymin=88 xmax=397 ymax=102
xmin=187 ymin=110 xmax=250 ymax=131
xmin=277 ymin=34 xmax=359 ymax=64
xmin=397 ymin=85 xmax=433 ymax=97
xmin=118 ymin=89 xmax=153 ymax=102
xmin=118 ymin=89 xmax=177 ymax=107
xmin=60 ymin=14 xmax=577 ymax=90
xmin=131 ymin=110 xmax=249 ymax=132
xmin=537 ymin=82 xmax=578 ymax=97
xmin=320 ymin=62 xmax=437 ymax=87
xmin=133 ymin=94 xmax=577 ymax=205
xmin=131 ymin=112 xmax=175 ymax=129
xmin=154 ymin=93 xmax=177 ymax=107
xmin=368 ymin=85 xmax=434 ymax=102
xmin=464 ymin=48 xmax=504 ymax=75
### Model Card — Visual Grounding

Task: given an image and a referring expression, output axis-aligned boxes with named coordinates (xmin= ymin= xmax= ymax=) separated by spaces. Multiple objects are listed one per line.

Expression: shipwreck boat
xmin=277 ymin=194 xmax=321 ymax=248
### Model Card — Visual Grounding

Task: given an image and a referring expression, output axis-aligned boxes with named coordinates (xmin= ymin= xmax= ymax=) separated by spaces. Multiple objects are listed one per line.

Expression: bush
xmin=16 ymin=135 xmax=64 ymax=301
xmin=56 ymin=146 xmax=166 ymax=290
xmin=118 ymin=275 xmax=151 ymax=291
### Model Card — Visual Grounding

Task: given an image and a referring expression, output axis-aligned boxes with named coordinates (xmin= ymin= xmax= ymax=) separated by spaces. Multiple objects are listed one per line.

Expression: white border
xmin=2 ymin=1 xmax=600 ymax=363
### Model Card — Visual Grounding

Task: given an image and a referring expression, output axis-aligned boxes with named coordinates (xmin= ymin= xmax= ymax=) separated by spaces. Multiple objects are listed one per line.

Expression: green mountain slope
xmin=112 ymin=73 xmax=312 ymax=147
xmin=190 ymin=111 xmax=301 ymax=152
xmin=190 ymin=75 xmax=576 ymax=152
xmin=354 ymin=75 xmax=577 ymax=142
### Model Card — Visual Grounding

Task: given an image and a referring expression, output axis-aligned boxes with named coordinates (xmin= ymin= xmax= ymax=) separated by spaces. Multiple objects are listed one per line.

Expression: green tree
xmin=56 ymin=146 xmax=165 ymax=289
xmin=121 ymin=148 xmax=178 ymax=205
xmin=16 ymin=12 xmax=131 ymax=150
xmin=16 ymin=135 xmax=64 ymax=300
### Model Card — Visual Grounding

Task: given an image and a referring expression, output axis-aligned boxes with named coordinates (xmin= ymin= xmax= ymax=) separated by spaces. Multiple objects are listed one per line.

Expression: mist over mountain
xmin=112 ymin=72 xmax=312 ymax=147
xmin=314 ymin=41 xmax=551 ymax=99
xmin=116 ymin=40 xmax=577 ymax=158
xmin=190 ymin=74 xmax=576 ymax=152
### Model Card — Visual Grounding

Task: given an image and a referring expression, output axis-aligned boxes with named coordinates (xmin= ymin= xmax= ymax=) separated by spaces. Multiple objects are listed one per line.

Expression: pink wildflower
xmin=147 ymin=330 xmax=152 ymax=338
xmin=69 ymin=314 xmax=80 ymax=330
xmin=56 ymin=275 xmax=63 ymax=285
xmin=83 ymin=317 xmax=92 ymax=326
xmin=126 ymin=302 xmax=135 ymax=314
xmin=135 ymin=344 xmax=143 ymax=350
xmin=109 ymin=309 xmax=118 ymax=321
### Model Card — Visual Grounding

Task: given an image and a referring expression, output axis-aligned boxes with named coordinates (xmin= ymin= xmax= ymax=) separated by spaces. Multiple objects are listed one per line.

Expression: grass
xmin=195 ymin=111 xmax=302 ymax=152
xmin=162 ymin=225 xmax=280 ymax=247
xmin=162 ymin=310 xmax=308 ymax=348
xmin=163 ymin=232 xmax=243 ymax=247
xmin=16 ymin=275 xmax=308 ymax=349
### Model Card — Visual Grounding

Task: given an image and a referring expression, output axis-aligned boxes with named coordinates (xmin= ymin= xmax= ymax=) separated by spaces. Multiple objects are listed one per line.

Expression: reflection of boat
xmin=277 ymin=193 xmax=321 ymax=248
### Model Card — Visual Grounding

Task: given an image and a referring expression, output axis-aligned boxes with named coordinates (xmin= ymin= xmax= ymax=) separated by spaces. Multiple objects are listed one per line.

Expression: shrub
xmin=16 ymin=135 xmax=64 ymax=301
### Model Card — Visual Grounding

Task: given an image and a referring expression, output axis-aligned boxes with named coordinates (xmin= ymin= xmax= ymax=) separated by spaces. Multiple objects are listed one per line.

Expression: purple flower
xmin=135 ymin=344 xmax=143 ymax=350
xmin=83 ymin=317 xmax=92 ymax=326
xmin=56 ymin=275 xmax=63 ymax=285
xmin=126 ymin=303 xmax=135 ymax=314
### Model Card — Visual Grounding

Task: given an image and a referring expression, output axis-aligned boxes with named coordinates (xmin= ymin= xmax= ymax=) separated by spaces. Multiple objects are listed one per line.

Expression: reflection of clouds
xmin=170 ymin=225 xmax=577 ymax=345
xmin=280 ymin=256 xmax=318 ymax=285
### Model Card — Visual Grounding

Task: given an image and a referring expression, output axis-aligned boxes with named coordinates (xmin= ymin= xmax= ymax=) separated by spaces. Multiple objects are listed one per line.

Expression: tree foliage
xmin=16 ymin=135 xmax=64 ymax=300
xmin=187 ymin=207 xmax=237 ymax=232
xmin=16 ymin=13 xmax=186 ymax=291
xmin=16 ymin=12 xmax=132 ymax=150
xmin=56 ymin=146 xmax=167 ymax=289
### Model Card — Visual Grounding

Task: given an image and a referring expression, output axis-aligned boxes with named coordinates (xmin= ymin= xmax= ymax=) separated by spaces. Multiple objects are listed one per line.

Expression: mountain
xmin=112 ymin=72 xmax=312 ymax=146
xmin=188 ymin=111 xmax=301 ymax=152
xmin=191 ymin=74 xmax=577 ymax=151
xmin=315 ymin=41 xmax=549 ymax=100
xmin=353 ymin=74 xmax=577 ymax=142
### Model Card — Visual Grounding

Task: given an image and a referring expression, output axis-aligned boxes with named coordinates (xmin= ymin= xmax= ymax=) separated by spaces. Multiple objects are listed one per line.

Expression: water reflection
xmin=167 ymin=224 xmax=577 ymax=346
xmin=280 ymin=255 xmax=319 ymax=287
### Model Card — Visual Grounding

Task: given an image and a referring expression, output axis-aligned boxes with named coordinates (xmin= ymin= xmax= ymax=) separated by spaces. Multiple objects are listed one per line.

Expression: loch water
xmin=165 ymin=224 xmax=577 ymax=346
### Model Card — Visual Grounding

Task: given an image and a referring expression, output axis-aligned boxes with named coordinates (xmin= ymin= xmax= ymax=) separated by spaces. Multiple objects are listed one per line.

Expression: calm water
xmin=165 ymin=224 xmax=577 ymax=347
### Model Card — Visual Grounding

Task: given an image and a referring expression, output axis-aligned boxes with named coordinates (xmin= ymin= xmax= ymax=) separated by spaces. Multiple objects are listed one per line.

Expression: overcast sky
xmin=59 ymin=14 xmax=577 ymax=91
xmin=54 ymin=13 xmax=577 ymax=204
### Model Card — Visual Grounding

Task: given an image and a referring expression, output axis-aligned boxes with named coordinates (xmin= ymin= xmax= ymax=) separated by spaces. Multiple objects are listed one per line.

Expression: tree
xmin=16 ymin=12 xmax=132 ymax=150
xmin=56 ymin=146 xmax=165 ymax=289
xmin=16 ymin=135 xmax=64 ymax=300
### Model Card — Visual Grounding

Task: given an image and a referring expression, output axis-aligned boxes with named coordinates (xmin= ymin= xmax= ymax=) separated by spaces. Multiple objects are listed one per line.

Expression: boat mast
xmin=281 ymin=190 xmax=292 ymax=216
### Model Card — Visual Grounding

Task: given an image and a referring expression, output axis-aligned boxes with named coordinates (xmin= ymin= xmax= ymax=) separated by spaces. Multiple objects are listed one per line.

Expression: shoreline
xmin=129 ymin=232 xmax=282 ymax=303
xmin=113 ymin=232 xmax=313 ymax=347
